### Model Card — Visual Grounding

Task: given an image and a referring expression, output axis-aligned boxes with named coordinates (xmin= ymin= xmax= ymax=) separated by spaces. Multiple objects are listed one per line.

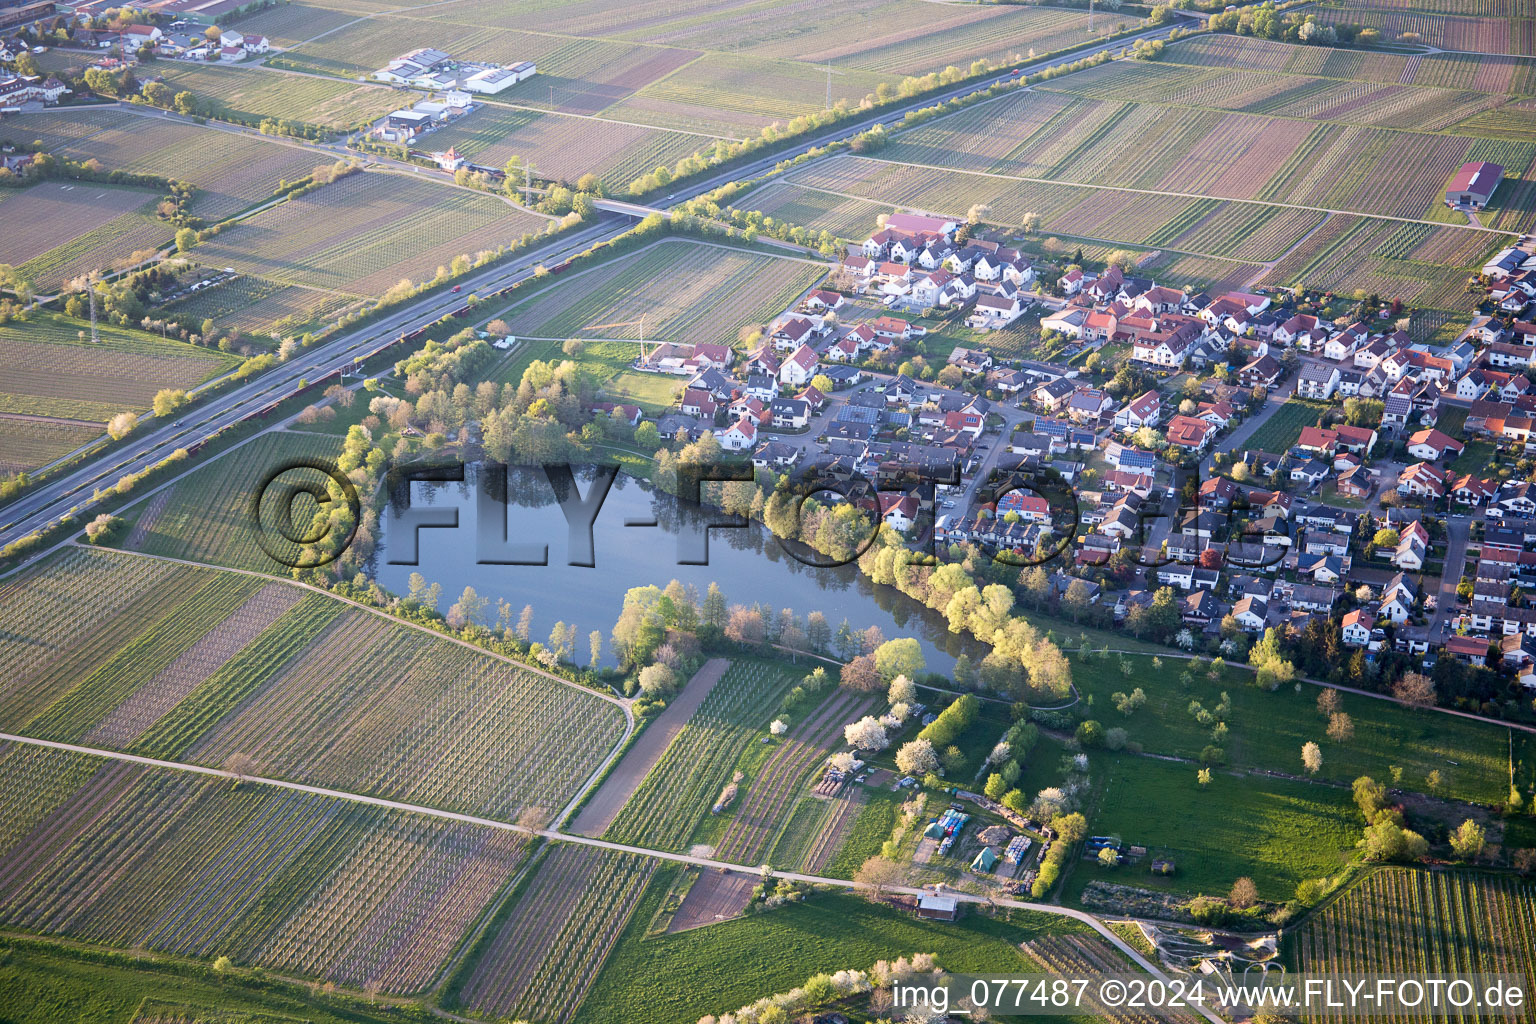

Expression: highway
xmin=0 ymin=215 xmax=625 ymax=547
xmin=0 ymin=13 xmax=1198 ymax=556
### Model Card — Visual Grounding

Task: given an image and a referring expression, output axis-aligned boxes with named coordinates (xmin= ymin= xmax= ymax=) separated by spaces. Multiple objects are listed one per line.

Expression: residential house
xmin=1115 ymin=390 xmax=1161 ymax=431
xmin=1407 ymin=428 xmax=1465 ymax=461
xmin=780 ymin=344 xmax=819 ymax=387
xmin=1297 ymin=362 xmax=1340 ymax=400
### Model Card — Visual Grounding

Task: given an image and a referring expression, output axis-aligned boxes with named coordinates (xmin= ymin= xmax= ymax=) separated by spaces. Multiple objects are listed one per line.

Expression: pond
xmin=372 ymin=465 xmax=985 ymax=672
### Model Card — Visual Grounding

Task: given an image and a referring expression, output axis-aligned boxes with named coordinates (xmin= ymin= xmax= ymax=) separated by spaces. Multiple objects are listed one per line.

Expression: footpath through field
xmin=0 ymin=727 xmax=1224 ymax=1024
xmin=568 ymin=657 xmax=731 ymax=837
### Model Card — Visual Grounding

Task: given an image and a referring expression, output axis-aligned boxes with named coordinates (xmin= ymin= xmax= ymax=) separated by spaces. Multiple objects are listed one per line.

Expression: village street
xmin=1430 ymin=515 xmax=1472 ymax=643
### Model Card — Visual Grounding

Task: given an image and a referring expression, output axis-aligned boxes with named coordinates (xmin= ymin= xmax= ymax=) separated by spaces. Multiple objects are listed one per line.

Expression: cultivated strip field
xmin=161 ymin=270 xmax=362 ymax=337
xmin=151 ymin=64 xmax=401 ymax=132
xmin=0 ymin=415 xmax=103 ymax=475
xmin=0 ymin=741 xmax=532 ymax=995
xmin=9 ymin=109 xmax=328 ymax=221
xmin=189 ymin=171 xmax=551 ymax=297
xmin=1164 ymin=33 xmax=1536 ymax=94
xmin=1312 ymin=7 xmax=1536 ymax=54
xmin=496 ymin=239 xmax=826 ymax=347
xmin=0 ymin=181 xmax=168 ymax=290
xmin=777 ymin=146 xmax=1505 ymax=306
xmin=871 ymin=85 xmax=1533 ymax=224
xmin=271 ymin=0 xmax=1126 ymax=133
xmin=0 ymin=548 xmax=628 ymax=821
xmin=713 ymin=687 xmax=878 ymax=865
xmin=0 ymin=313 xmax=239 ymax=424
xmin=571 ymin=657 xmax=731 ymax=837
xmin=600 ymin=54 xmax=892 ymax=136
xmin=1043 ymin=60 xmax=1508 ymax=133
xmin=419 ymin=103 xmax=708 ymax=189
xmin=603 ymin=659 xmax=799 ymax=852
xmin=454 ymin=844 xmax=657 ymax=1022
xmin=1293 ymin=869 xmax=1536 ymax=1023
xmin=129 ymin=431 xmax=354 ymax=572
xmin=1026 ymin=935 xmax=1205 ymax=1024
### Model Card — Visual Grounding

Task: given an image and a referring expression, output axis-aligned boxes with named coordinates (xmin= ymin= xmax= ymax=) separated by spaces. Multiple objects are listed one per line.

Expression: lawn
xmin=603 ymin=368 xmax=683 ymax=413
xmin=1242 ymin=398 xmax=1331 ymax=454
xmin=1450 ymin=438 xmax=1500 ymax=475
xmin=1063 ymin=752 xmax=1361 ymax=904
xmin=573 ymin=878 xmax=1089 ymax=1024
xmin=1069 ymin=654 xmax=1514 ymax=805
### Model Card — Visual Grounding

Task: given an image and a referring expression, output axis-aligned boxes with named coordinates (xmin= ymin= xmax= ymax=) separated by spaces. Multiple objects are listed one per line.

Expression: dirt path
xmin=568 ymin=658 xmax=730 ymax=838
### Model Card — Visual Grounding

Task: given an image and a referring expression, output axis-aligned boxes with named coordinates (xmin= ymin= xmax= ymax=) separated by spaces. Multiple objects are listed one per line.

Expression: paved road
xmin=0 ymin=724 xmax=1223 ymax=1024
xmin=1430 ymin=515 xmax=1471 ymax=642
xmin=1200 ymin=374 xmax=1298 ymax=478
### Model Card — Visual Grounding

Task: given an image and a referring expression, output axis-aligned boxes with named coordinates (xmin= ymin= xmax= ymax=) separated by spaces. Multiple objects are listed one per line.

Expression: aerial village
xmin=625 ymin=187 xmax=1536 ymax=704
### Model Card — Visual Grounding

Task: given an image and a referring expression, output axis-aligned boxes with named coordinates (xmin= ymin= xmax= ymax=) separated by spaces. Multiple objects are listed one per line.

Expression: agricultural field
xmin=150 ymin=64 xmax=401 ymax=132
xmin=0 ymin=742 xmax=532 ymax=995
xmin=1259 ymin=214 xmax=1501 ymax=309
xmin=417 ymin=102 xmax=706 ymax=189
xmin=601 ymin=54 xmax=892 ymax=137
xmin=125 ymin=430 xmax=347 ymax=572
xmin=451 ymin=844 xmax=656 ymax=1022
xmin=1063 ymin=752 xmax=1361 ymax=903
xmin=0 ymin=939 xmax=407 ymax=1024
xmin=574 ymin=882 xmax=1088 ymax=1024
xmin=1042 ymin=60 xmax=1506 ymax=133
xmin=0 ymin=415 xmax=103 ymax=475
xmin=711 ymin=687 xmax=880 ymax=865
xmin=272 ymin=0 xmax=1132 ymax=135
xmin=493 ymin=238 xmax=825 ymax=349
xmin=865 ymin=82 xmax=1532 ymax=225
xmin=6 ymin=109 xmax=329 ymax=222
xmin=189 ymin=170 xmax=551 ymax=297
xmin=603 ymin=658 xmax=800 ymax=852
xmin=1067 ymin=654 xmax=1516 ymax=805
xmin=0 ymin=180 xmax=168 ymax=291
xmin=1312 ymin=6 xmax=1536 ymax=53
xmin=1164 ymin=33 xmax=1536 ymax=94
xmin=0 ymin=312 xmax=239 ymax=424
xmin=0 ymin=546 xmax=627 ymax=819
xmin=162 ymin=270 xmax=362 ymax=339
xmin=738 ymin=180 xmax=892 ymax=240
xmin=228 ymin=0 xmax=367 ymax=47
xmin=1292 ymin=868 xmax=1536 ymax=1020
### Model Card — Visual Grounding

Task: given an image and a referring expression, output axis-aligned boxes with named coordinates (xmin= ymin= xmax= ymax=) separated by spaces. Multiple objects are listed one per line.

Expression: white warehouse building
xmin=463 ymin=61 xmax=537 ymax=94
